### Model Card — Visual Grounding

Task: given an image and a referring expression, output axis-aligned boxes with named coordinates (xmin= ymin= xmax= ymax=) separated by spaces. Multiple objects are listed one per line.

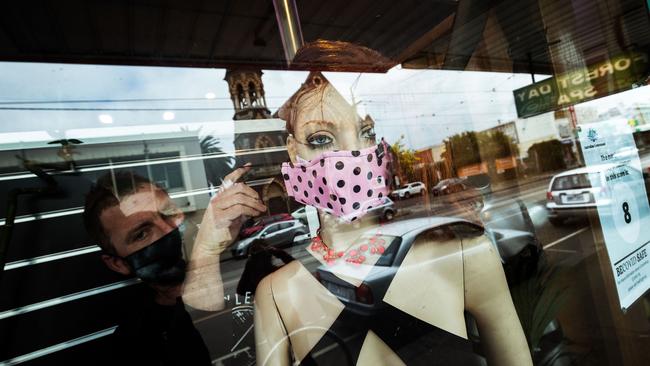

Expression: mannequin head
xmin=279 ymin=73 xmax=394 ymax=238
xmin=279 ymin=72 xmax=377 ymax=164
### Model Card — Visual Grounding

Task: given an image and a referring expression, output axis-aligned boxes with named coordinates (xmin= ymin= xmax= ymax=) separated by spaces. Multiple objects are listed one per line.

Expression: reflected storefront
xmin=1 ymin=1 xmax=650 ymax=365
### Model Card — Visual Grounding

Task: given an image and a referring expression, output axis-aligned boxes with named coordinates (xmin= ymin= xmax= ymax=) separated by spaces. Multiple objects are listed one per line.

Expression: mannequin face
xmin=283 ymin=79 xmax=393 ymax=236
xmin=286 ymin=83 xmax=377 ymax=163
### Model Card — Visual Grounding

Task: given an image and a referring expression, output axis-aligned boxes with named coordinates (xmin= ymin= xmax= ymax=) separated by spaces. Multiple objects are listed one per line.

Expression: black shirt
xmin=111 ymin=296 xmax=211 ymax=366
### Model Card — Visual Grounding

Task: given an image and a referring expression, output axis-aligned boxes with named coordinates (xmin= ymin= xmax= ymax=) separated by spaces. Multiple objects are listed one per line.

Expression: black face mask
xmin=123 ymin=228 xmax=187 ymax=286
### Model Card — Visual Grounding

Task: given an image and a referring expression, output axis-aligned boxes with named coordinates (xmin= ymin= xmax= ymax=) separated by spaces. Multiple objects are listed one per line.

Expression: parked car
xmin=291 ymin=206 xmax=307 ymax=223
xmin=367 ymin=196 xmax=397 ymax=221
xmin=315 ymin=216 xmax=541 ymax=315
xmin=390 ymin=181 xmax=426 ymax=199
xmin=232 ymin=219 xmax=307 ymax=258
xmin=431 ymin=178 xmax=468 ymax=196
xmin=293 ymin=199 xmax=396 ymax=222
xmin=239 ymin=213 xmax=293 ymax=238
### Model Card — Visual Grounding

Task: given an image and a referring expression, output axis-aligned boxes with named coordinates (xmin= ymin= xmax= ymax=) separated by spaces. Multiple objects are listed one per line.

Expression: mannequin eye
xmin=360 ymin=126 xmax=376 ymax=140
xmin=306 ymin=134 xmax=333 ymax=146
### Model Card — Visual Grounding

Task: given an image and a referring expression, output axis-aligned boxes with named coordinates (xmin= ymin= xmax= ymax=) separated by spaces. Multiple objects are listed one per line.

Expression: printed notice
xmin=578 ymin=119 xmax=650 ymax=310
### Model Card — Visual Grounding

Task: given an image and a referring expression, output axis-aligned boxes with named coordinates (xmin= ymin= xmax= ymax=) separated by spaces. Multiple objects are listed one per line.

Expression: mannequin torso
xmin=254 ymin=220 xmax=532 ymax=366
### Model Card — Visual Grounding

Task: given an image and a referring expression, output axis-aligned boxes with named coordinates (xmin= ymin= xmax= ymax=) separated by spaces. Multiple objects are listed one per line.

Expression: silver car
xmin=231 ymin=219 xmax=308 ymax=258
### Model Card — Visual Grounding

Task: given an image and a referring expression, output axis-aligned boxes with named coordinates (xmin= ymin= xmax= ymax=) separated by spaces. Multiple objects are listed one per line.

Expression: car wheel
xmin=549 ymin=217 xmax=564 ymax=226
xmin=419 ymin=189 xmax=424 ymax=196
xmin=404 ymin=192 xmax=411 ymax=199
xmin=384 ymin=210 xmax=394 ymax=221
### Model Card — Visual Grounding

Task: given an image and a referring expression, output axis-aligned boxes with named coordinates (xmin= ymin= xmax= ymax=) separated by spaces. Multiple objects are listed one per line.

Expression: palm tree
xmin=200 ymin=135 xmax=234 ymax=186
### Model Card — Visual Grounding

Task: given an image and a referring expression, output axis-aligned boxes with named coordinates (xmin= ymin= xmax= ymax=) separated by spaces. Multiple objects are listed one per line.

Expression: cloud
xmin=1 ymin=60 xmax=644 ymax=152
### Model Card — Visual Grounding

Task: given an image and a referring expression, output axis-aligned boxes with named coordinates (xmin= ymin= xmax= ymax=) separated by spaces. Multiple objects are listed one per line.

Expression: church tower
xmin=224 ymin=69 xmax=271 ymax=120
xmin=223 ymin=69 xmax=293 ymax=215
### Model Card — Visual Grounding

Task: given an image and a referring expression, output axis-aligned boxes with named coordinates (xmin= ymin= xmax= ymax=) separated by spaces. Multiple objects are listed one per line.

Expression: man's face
xmin=100 ymin=184 xmax=184 ymax=258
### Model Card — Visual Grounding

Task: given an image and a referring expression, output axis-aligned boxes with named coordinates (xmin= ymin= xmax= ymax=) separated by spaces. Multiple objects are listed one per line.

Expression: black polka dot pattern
xmin=280 ymin=140 xmax=393 ymax=222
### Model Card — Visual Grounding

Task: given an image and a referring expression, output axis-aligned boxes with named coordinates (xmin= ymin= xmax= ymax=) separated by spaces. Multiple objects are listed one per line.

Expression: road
xmin=191 ymin=154 xmax=650 ymax=365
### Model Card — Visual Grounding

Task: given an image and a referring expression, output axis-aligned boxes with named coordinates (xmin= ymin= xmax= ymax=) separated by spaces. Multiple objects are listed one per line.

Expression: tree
xmin=527 ymin=139 xmax=566 ymax=173
xmin=200 ymin=135 xmax=234 ymax=186
xmin=391 ymin=136 xmax=420 ymax=184
xmin=443 ymin=130 xmax=516 ymax=175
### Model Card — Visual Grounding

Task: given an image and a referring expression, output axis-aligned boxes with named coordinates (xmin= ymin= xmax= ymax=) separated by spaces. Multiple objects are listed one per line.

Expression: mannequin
xmin=253 ymin=72 xmax=532 ymax=366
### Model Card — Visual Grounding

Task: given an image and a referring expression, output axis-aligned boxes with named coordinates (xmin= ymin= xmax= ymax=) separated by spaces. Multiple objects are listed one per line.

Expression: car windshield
xmin=552 ymin=173 xmax=601 ymax=190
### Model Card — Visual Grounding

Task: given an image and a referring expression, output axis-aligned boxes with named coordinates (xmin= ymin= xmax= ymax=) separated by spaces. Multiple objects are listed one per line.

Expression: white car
xmin=545 ymin=164 xmax=647 ymax=225
xmin=390 ymin=181 xmax=426 ymax=199
xmin=291 ymin=206 xmax=307 ymax=222
xmin=231 ymin=219 xmax=307 ymax=258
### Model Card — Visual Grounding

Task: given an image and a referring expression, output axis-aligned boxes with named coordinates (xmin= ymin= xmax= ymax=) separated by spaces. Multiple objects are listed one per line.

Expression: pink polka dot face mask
xmin=281 ymin=140 xmax=393 ymax=222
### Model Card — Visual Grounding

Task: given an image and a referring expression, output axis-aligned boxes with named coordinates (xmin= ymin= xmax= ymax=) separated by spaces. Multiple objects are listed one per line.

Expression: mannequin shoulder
xmin=255 ymin=260 xmax=303 ymax=296
xmin=460 ymin=233 xmax=502 ymax=268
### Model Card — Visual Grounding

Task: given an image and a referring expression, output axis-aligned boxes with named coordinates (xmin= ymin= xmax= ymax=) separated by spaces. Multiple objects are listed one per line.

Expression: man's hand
xmin=195 ymin=163 xmax=267 ymax=256
xmin=183 ymin=163 xmax=266 ymax=311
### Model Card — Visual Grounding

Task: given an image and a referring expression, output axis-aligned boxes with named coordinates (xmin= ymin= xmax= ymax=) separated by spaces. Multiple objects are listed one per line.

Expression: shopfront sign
xmin=457 ymin=162 xmax=487 ymax=178
xmin=577 ymin=119 xmax=650 ymax=310
xmin=514 ymin=52 xmax=649 ymax=118
xmin=495 ymin=156 xmax=517 ymax=173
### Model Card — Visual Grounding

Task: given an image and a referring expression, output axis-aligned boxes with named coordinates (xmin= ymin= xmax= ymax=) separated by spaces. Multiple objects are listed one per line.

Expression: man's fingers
xmin=219 ymin=205 xmax=266 ymax=222
xmin=223 ymin=162 xmax=252 ymax=184
xmin=212 ymin=193 xmax=266 ymax=212
xmin=217 ymin=183 xmax=260 ymax=202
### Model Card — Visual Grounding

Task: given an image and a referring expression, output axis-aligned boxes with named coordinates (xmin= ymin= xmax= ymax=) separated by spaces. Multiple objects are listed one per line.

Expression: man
xmin=83 ymin=164 xmax=266 ymax=365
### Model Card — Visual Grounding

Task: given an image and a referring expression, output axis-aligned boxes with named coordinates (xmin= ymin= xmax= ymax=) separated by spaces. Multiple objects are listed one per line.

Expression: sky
xmin=0 ymin=61 xmax=648 ymax=151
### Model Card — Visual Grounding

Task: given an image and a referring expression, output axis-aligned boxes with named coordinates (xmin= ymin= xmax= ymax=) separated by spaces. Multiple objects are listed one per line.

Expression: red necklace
xmin=310 ymin=234 xmax=386 ymax=266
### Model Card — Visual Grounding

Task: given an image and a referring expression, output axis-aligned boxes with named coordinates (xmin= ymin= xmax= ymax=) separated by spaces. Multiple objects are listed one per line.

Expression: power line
xmin=358 ymin=89 xmax=513 ymax=96
xmin=0 ymin=97 xmax=227 ymax=105
xmin=0 ymin=95 xmax=292 ymax=105
xmin=0 ymin=106 xmax=282 ymax=111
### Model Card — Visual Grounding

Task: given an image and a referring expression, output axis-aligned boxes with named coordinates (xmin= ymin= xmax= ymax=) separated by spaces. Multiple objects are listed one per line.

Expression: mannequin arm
xmin=463 ymin=236 xmax=532 ymax=366
xmin=254 ymin=275 xmax=291 ymax=366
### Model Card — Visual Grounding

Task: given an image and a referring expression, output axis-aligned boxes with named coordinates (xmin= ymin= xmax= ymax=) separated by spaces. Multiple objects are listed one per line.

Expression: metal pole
xmin=272 ymin=0 xmax=304 ymax=65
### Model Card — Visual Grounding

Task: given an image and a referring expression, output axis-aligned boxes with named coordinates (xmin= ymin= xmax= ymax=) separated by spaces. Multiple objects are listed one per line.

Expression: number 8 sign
xmin=611 ymin=181 xmax=640 ymax=244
